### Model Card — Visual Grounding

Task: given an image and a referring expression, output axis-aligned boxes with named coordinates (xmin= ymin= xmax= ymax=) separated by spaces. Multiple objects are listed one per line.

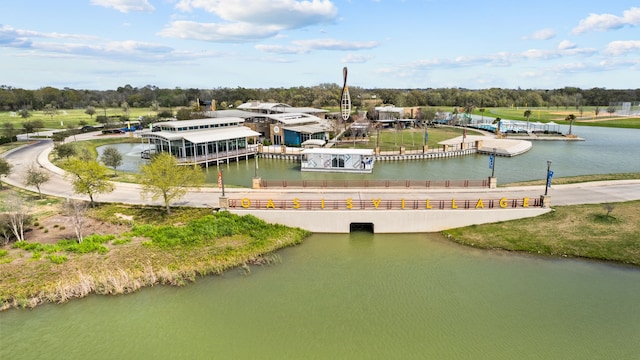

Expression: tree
xmin=24 ymin=164 xmax=50 ymax=199
xmin=565 ymin=114 xmax=576 ymax=135
xmin=43 ymin=103 xmax=59 ymax=122
xmin=176 ymin=108 xmax=192 ymax=120
xmin=18 ymin=108 xmax=31 ymax=119
xmin=150 ymin=100 xmax=160 ymax=114
xmin=100 ymin=146 xmax=123 ymax=175
xmin=524 ymin=109 xmax=532 ymax=130
xmin=85 ymin=106 xmax=96 ymax=119
xmin=3 ymin=193 xmax=31 ymax=242
xmin=602 ymin=203 xmax=615 ymax=218
xmin=121 ymin=101 xmax=130 ymax=117
xmin=0 ymin=157 xmax=13 ymax=189
xmin=31 ymin=119 xmax=44 ymax=136
xmin=1 ymin=122 xmax=16 ymax=143
xmin=66 ymin=199 xmax=88 ymax=243
xmin=137 ymin=153 xmax=205 ymax=214
xmin=607 ymin=106 xmax=616 ymax=117
xmin=54 ymin=143 xmax=77 ymax=159
xmin=63 ymin=157 xmax=115 ymax=206
xmin=157 ymin=110 xmax=173 ymax=119
xmin=22 ymin=121 xmax=35 ymax=139
xmin=100 ymin=99 xmax=109 ymax=117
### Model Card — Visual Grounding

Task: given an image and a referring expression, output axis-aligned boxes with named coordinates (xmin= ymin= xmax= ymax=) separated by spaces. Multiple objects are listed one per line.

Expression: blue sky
xmin=1 ymin=0 xmax=639 ymax=90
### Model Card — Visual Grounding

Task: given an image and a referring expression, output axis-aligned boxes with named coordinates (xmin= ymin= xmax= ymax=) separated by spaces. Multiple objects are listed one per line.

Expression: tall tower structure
xmin=340 ymin=67 xmax=351 ymax=121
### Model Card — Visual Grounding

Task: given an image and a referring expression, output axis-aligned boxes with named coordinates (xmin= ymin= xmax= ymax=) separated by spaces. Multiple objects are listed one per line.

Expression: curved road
xmin=4 ymin=139 xmax=640 ymax=208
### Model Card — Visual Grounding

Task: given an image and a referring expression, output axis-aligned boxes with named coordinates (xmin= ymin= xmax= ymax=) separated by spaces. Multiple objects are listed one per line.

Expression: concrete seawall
xmin=229 ymin=208 xmax=552 ymax=233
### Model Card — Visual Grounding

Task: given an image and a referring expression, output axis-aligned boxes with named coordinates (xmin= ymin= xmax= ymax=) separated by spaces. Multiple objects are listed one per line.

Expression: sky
xmin=1 ymin=0 xmax=639 ymax=91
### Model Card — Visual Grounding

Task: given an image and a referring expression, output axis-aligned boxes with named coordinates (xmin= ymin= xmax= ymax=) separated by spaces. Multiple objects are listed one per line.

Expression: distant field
xmin=2 ymin=106 xmax=638 ymax=131
xmin=480 ymin=107 xmax=640 ymax=129
xmin=0 ymin=108 xmax=156 ymax=130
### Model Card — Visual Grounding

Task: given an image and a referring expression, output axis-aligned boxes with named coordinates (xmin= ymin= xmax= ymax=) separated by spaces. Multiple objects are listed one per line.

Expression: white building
xmin=141 ymin=118 xmax=260 ymax=166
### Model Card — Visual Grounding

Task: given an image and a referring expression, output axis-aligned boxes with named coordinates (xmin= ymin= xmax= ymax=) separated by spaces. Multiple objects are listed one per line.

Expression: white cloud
xmin=255 ymin=44 xmax=305 ymax=54
xmin=341 ymin=53 xmax=373 ymax=63
xmin=159 ymin=21 xmax=282 ymax=42
xmin=521 ymin=49 xmax=559 ymax=60
xmin=90 ymin=0 xmax=155 ymax=13
xmin=523 ymin=28 xmax=555 ymax=40
xmin=169 ymin=0 xmax=338 ymax=42
xmin=0 ymin=25 xmax=97 ymax=43
xmin=604 ymin=40 xmax=640 ymax=56
xmin=558 ymin=40 xmax=576 ymax=50
xmin=572 ymin=7 xmax=640 ymax=34
xmin=292 ymin=39 xmax=378 ymax=51
xmin=256 ymin=39 xmax=378 ymax=54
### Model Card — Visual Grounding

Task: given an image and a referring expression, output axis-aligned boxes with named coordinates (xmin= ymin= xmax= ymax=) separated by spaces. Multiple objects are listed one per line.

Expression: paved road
xmin=4 ymin=139 xmax=640 ymax=208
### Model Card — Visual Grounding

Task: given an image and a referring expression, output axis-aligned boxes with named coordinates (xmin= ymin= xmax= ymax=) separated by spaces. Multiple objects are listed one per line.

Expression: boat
xmin=300 ymin=148 xmax=375 ymax=173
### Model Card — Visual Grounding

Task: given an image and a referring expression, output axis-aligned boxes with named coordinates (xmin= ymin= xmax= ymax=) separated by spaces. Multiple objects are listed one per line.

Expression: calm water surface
xmin=99 ymin=125 xmax=640 ymax=187
xmin=3 ymin=126 xmax=639 ymax=359
xmin=2 ymin=233 xmax=639 ymax=359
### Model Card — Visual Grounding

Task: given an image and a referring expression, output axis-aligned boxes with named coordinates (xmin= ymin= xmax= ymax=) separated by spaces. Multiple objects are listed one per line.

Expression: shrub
xmin=112 ymin=237 xmax=132 ymax=245
xmin=48 ymin=254 xmax=68 ymax=264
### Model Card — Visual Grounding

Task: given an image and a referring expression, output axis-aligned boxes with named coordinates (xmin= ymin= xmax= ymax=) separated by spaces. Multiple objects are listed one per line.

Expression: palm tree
xmin=565 ymin=114 xmax=576 ymax=135
xmin=524 ymin=109 xmax=532 ymax=130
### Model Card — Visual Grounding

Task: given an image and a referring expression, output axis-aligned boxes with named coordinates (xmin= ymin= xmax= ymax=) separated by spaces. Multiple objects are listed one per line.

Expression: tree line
xmin=1 ymin=84 xmax=638 ymax=112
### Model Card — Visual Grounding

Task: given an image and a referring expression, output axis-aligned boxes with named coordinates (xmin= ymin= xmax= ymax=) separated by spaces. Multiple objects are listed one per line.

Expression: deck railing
xmin=260 ymin=179 xmax=490 ymax=189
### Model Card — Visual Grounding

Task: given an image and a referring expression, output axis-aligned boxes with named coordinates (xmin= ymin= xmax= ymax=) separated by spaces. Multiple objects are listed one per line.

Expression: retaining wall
xmin=228 ymin=208 xmax=551 ymax=233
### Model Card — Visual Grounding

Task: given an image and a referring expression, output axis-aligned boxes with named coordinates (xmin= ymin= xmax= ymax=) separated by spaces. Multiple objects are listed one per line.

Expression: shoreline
xmin=0 ymin=207 xmax=310 ymax=311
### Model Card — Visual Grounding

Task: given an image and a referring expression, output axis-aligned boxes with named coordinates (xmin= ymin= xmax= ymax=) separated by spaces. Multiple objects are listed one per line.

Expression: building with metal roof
xmin=237 ymin=101 xmax=328 ymax=118
xmin=224 ymin=104 xmax=332 ymax=146
xmin=140 ymin=117 xmax=260 ymax=166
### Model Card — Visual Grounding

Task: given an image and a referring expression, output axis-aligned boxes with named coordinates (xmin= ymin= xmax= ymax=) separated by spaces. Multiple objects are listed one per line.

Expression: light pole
xmin=254 ymin=154 xmax=258 ymax=178
xmin=491 ymin=148 xmax=496 ymax=178
xmin=219 ymin=169 xmax=225 ymax=197
xmin=544 ymin=160 xmax=552 ymax=196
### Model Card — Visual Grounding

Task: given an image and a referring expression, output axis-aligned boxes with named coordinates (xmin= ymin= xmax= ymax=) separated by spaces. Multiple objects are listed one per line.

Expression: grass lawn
xmin=482 ymin=107 xmax=640 ymax=129
xmin=444 ymin=200 xmax=640 ymax=266
xmin=336 ymin=126 xmax=482 ymax=150
xmin=0 ymin=108 xmax=157 ymax=130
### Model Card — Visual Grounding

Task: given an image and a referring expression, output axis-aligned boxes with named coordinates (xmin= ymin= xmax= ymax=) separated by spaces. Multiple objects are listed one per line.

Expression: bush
xmin=48 ymin=254 xmax=68 ymax=264
xmin=130 ymin=212 xmax=280 ymax=248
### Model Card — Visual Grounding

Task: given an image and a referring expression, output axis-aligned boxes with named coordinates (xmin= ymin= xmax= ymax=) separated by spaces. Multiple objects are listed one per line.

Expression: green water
xmin=2 ymin=233 xmax=639 ymax=359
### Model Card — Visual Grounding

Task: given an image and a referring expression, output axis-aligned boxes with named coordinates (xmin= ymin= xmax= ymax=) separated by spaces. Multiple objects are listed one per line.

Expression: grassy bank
xmin=0 ymin=204 xmax=310 ymax=310
xmin=443 ymin=200 xmax=640 ymax=266
xmin=502 ymin=173 xmax=640 ymax=186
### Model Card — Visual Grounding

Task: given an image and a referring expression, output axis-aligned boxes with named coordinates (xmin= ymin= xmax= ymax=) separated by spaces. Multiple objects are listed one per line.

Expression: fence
xmin=260 ymin=179 xmax=490 ymax=189
xmin=229 ymin=197 xmax=542 ymax=210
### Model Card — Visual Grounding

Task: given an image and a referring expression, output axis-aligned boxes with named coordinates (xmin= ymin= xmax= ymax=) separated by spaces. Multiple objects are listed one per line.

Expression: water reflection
xmin=2 ymin=233 xmax=639 ymax=359
xmin=99 ymin=126 xmax=640 ymax=187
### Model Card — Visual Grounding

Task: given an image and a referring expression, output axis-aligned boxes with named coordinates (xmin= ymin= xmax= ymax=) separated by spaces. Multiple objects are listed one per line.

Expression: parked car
xmin=102 ymin=129 xmax=125 ymax=134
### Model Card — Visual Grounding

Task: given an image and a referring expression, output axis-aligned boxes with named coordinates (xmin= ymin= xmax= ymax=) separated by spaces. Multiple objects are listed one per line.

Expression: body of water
xmin=2 ymin=233 xmax=639 ymax=359
xmin=100 ymin=125 xmax=640 ymax=187
xmin=2 ymin=125 xmax=638 ymax=359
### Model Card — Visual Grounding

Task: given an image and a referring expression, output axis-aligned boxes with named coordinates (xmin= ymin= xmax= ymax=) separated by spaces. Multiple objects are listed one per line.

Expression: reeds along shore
xmin=1 ymin=208 xmax=310 ymax=311
xmin=1 ymin=240 xmax=301 ymax=311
